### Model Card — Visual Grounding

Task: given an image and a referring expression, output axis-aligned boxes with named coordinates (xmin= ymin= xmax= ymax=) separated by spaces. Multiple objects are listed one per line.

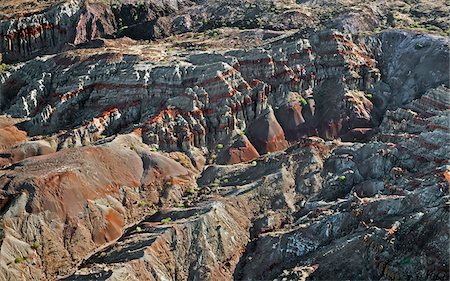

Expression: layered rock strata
xmin=4 ymin=30 xmax=446 ymax=163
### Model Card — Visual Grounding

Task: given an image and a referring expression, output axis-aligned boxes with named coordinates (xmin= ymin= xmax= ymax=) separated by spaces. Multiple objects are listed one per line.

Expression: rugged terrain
xmin=0 ymin=0 xmax=449 ymax=280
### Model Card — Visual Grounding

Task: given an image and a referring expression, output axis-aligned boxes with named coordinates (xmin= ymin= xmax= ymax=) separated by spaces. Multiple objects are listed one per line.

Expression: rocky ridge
xmin=0 ymin=1 xmax=449 ymax=281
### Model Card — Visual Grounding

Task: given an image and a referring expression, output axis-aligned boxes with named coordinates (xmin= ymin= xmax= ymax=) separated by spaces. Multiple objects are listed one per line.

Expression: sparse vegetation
xmin=0 ymin=63 xmax=8 ymax=73
xmin=300 ymin=97 xmax=308 ymax=106
xmin=31 ymin=242 xmax=40 ymax=250
xmin=415 ymin=43 xmax=424 ymax=50
xmin=207 ymin=29 xmax=220 ymax=38
xmin=0 ymin=1 xmax=448 ymax=279
xmin=177 ymin=154 xmax=192 ymax=167
xmin=118 ymin=25 xmax=129 ymax=32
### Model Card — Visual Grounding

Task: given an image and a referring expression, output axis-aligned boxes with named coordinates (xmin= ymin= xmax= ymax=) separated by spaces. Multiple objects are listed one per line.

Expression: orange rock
xmin=0 ymin=120 xmax=27 ymax=150
xmin=217 ymin=135 xmax=260 ymax=165
xmin=247 ymin=109 xmax=288 ymax=154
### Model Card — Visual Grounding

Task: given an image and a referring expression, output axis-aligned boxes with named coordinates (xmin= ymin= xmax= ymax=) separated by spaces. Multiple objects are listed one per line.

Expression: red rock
xmin=74 ymin=2 xmax=117 ymax=45
xmin=247 ymin=108 xmax=288 ymax=154
xmin=0 ymin=117 xmax=27 ymax=150
xmin=217 ymin=134 xmax=260 ymax=165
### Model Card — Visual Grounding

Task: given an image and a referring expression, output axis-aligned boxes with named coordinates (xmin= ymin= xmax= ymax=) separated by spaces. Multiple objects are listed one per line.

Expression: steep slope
xmin=64 ymin=87 xmax=449 ymax=280
xmin=1 ymin=0 xmax=448 ymax=63
xmin=0 ymin=1 xmax=449 ymax=281
xmin=0 ymin=134 xmax=198 ymax=279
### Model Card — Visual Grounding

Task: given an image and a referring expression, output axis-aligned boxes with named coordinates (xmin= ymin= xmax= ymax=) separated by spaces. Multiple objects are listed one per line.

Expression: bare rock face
xmin=0 ymin=135 xmax=198 ymax=280
xmin=73 ymin=2 xmax=117 ymax=45
xmin=63 ymin=202 xmax=250 ymax=280
xmin=0 ymin=0 xmax=119 ymax=63
xmin=233 ymin=86 xmax=450 ymax=281
xmin=0 ymin=139 xmax=56 ymax=168
xmin=247 ymin=107 xmax=288 ymax=154
xmin=0 ymin=1 xmax=449 ymax=281
xmin=0 ymin=0 xmax=83 ymax=63
xmin=216 ymin=132 xmax=260 ymax=165
xmin=3 ymin=29 xmax=439 ymax=159
xmin=0 ymin=116 xmax=27 ymax=150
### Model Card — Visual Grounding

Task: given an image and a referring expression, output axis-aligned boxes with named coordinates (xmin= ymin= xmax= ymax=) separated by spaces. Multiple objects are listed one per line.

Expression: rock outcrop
xmin=1 ymin=29 xmax=448 ymax=164
xmin=0 ymin=1 xmax=449 ymax=280
xmin=0 ymin=116 xmax=27 ymax=150
xmin=0 ymin=135 xmax=198 ymax=279
xmin=247 ymin=107 xmax=288 ymax=154
xmin=216 ymin=132 xmax=260 ymax=165
xmin=63 ymin=202 xmax=250 ymax=281
xmin=0 ymin=0 xmax=83 ymax=63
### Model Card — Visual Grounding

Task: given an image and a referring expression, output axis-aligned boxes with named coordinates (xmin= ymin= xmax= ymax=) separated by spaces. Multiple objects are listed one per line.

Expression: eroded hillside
xmin=0 ymin=1 xmax=449 ymax=280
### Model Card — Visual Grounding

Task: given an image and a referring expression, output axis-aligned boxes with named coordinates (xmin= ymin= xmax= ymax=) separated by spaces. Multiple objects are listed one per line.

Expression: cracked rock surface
xmin=0 ymin=1 xmax=449 ymax=280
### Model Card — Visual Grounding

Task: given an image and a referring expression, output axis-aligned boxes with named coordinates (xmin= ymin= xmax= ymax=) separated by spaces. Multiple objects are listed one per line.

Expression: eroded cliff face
xmin=2 ymin=0 xmax=448 ymax=64
xmin=0 ymin=0 xmax=119 ymax=63
xmin=0 ymin=1 xmax=449 ymax=281
xmin=0 ymin=0 xmax=82 ymax=63
xmin=0 ymin=29 xmax=447 ymax=160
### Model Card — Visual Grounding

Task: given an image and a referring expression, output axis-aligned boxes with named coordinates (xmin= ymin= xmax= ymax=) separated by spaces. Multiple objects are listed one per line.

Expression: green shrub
xmin=365 ymin=93 xmax=373 ymax=99
xmin=415 ymin=43 xmax=424 ymax=50
xmin=252 ymin=161 xmax=257 ymax=166
xmin=338 ymin=175 xmax=346 ymax=181
xmin=300 ymin=98 xmax=308 ymax=106
xmin=161 ymin=217 xmax=172 ymax=224
xmin=176 ymin=203 xmax=185 ymax=208
xmin=223 ymin=179 xmax=229 ymax=184
xmin=14 ymin=257 xmax=24 ymax=264
xmin=177 ymin=154 xmax=192 ymax=167
xmin=135 ymin=226 xmax=142 ymax=232
xmin=31 ymin=242 xmax=40 ymax=250
xmin=0 ymin=63 xmax=8 ymax=73
xmin=216 ymin=143 xmax=223 ymax=149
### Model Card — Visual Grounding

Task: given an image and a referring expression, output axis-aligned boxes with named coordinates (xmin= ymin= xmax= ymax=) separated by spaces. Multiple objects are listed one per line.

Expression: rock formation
xmin=0 ymin=1 xmax=448 ymax=280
